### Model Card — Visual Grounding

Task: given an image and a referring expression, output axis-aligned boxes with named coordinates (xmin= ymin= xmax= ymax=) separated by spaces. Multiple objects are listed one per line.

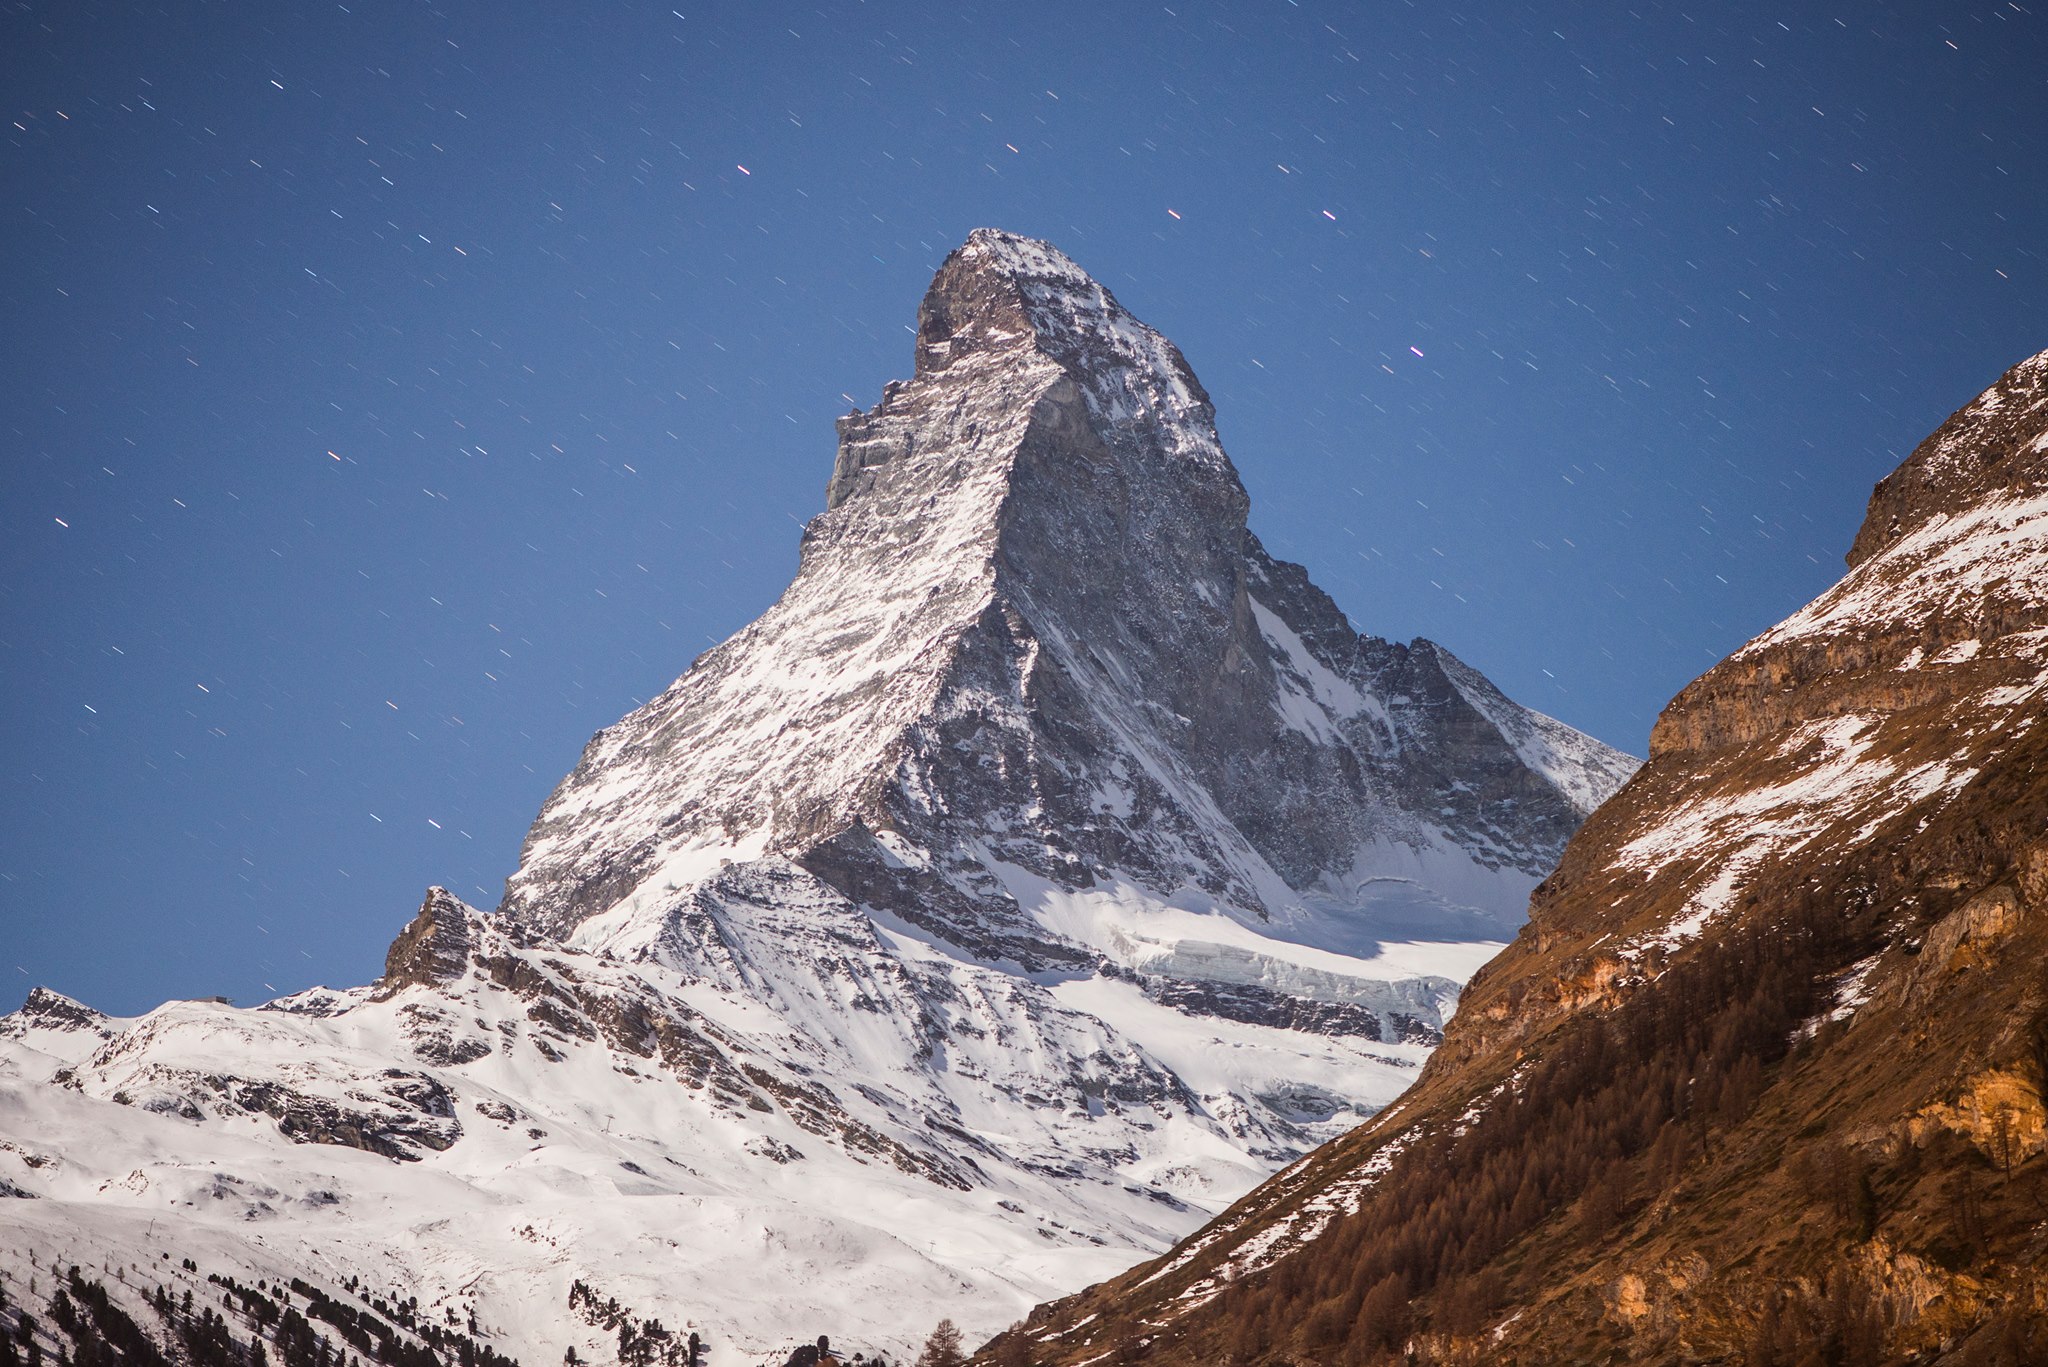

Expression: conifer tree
xmin=913 ymin=1320 xmax=964 ymax=1367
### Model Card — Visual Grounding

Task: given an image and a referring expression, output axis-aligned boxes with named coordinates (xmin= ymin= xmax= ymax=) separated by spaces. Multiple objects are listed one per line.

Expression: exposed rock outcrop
xmin=376 ymin=886 xmax=479 ymax=995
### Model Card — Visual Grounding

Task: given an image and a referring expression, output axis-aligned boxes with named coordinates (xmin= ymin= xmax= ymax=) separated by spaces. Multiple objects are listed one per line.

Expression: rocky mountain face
xmin=499 ymin=229 xmax=1632 ymax=976
xmin=1018 ymin=349 xmax=2048 ymax=1366
xmin=0 ymin=230 xmax=1631 ymax=1366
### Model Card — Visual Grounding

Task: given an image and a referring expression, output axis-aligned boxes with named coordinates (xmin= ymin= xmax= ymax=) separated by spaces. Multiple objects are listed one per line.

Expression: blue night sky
xmin=6 ymin=1 xmax=2045 ymax=1015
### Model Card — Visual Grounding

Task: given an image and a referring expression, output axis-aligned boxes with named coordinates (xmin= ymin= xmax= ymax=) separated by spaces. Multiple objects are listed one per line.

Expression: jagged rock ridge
xmin=1019 ymin=347 xmax=2048 ymax=1366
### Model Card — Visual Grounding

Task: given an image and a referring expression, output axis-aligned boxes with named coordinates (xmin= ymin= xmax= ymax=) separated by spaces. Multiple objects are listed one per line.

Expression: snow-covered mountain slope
xmin=4 ymin=889 xmax=1382 ymax=1359
xmin=0 ymin=230 xmax=1632 ymax=1364
xmin=0 ymin=888 xmax=1429 ymax=1363
xmin=1016 ymin=348 xmax=2048 ymax=1366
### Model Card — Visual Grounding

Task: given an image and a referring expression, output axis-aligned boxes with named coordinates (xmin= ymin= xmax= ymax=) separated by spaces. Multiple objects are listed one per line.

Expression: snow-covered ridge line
xmin=1742 ymin=488 xmax=2048 ymax=656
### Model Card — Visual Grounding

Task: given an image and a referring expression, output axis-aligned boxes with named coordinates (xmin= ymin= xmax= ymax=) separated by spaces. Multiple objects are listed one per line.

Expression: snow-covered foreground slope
xmin=0 ymin=230 xmax=1634 ymax=1364
xmin=0 ymin=892 xmax=1434 ymax=1362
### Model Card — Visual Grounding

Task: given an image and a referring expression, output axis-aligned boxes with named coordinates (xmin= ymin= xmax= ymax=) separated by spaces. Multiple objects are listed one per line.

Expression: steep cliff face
xmin=1018 ymin=348 xmax=2048 ymax=1367
xmin=0 ymin=231 xmax=1632 ymax=1365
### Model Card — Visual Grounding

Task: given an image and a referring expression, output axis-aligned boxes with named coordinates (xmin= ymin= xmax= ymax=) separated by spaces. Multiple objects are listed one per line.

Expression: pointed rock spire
xmin=501 ymin=228 xmax=1633 ymax=968
xmin=378 ymin=886 xmax=478 ymax=994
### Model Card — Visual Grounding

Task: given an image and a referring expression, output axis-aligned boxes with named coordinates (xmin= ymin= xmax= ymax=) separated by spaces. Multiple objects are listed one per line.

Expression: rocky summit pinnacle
xmin=499 ymin=229 xmax=1633 ymax=976
xmin=499 ymin=226 xmax=1633 ymax=1012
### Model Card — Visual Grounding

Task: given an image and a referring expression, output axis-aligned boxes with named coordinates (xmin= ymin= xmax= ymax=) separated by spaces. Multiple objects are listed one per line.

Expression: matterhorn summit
xmin=503 ymin=228 xmax=1633 ymax=976
xmin=0 ymin=230 xmax=1631 ymax=1363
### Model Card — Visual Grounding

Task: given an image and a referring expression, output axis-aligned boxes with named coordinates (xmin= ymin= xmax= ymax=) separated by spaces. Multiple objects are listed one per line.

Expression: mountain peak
xmin=1648 ymin=347 xmax=2048 ymax=761
xmin=504 ymin=228 xmax=1631 ymax=964
xmin=911 ymin=229 xmax=1080 ymax=374
xmin=12 ymin=985 xmax=107 ymax=1031
xmin=915 ymin=229 xmax=1127 ymax=372
xmin=0 ymin=232 xmax=1640 ymax=1367
xmin=910 ymin=229 xmax=1216 ymax=442
xmin=376 ymin=885 xmax=480 ymax=995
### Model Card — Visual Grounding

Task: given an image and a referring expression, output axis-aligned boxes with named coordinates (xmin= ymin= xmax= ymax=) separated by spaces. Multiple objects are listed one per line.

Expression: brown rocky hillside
xmin=1004 ymin=350 xmax=2048 ymax=1366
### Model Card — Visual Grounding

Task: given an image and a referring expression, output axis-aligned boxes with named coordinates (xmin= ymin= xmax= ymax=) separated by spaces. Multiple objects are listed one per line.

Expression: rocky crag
xmin=500 ymin=229 xmax=1632 ymax=974
xmin=1016 ymin=349 xmax=2048 ymax=1366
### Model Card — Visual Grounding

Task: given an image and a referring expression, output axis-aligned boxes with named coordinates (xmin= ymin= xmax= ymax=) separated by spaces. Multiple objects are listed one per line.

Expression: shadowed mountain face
xmin=1016 ymin=349 xmax=2048 ymax=1366
xmin=0 ymin=231 xmax=1631 ymax=1364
